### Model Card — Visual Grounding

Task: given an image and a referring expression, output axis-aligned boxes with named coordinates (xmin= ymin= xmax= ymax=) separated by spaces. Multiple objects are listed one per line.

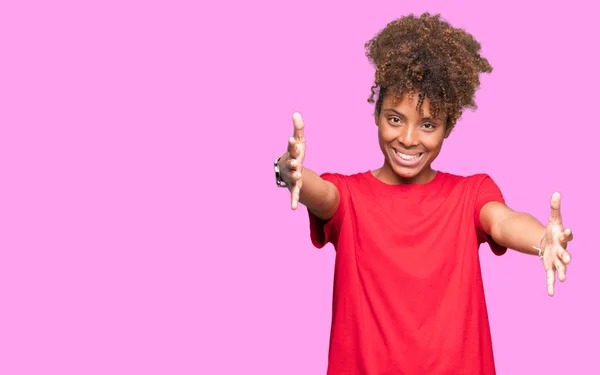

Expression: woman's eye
xmin=389 ymin=117 xmax=401 ymax=124
xmin=422 ymin=123 xmax=436 ymax=130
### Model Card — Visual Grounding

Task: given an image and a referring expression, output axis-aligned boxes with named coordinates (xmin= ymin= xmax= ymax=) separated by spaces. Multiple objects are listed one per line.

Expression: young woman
xmin=273 ymin=13 xmax=573 ymax=375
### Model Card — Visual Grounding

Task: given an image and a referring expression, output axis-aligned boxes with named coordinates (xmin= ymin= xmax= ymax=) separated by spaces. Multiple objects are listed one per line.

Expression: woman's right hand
xmin=279 ymin=112 xmax=306 ymax=210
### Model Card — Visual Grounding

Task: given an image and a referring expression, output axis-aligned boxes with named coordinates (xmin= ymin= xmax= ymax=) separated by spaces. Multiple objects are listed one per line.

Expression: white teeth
xmin=395 ymin=150 xmax=421 ymax=161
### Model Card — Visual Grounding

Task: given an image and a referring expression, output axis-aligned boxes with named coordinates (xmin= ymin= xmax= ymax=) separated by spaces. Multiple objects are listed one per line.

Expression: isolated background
xmin=1 ymin=0 xmax=598 ymax=374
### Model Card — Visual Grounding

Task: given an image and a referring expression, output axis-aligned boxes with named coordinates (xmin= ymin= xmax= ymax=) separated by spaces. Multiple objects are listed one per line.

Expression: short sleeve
xmin=307 ymin=172 xmax=348 ymax=249
xmin=474 ymin=174 xmax=508 ymax=256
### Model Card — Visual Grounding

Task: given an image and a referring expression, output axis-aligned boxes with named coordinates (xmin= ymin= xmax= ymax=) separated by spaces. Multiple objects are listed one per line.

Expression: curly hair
xmin=365 ymin=12 xmax=492 ymax=131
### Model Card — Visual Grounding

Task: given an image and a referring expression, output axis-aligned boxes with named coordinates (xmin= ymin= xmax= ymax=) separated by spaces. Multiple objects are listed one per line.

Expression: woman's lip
xmin=393 ymin=149 xmax=424 ymax=167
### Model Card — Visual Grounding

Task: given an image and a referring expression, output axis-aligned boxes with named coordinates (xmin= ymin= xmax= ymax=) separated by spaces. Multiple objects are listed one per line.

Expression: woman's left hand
xmin=540 ymin=192 xmax=574 ymax=296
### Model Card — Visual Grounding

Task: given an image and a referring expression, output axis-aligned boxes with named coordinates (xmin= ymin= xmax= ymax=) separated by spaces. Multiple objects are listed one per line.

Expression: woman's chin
xmin=393 ymin=167 xmax=420 ymax=179
xmin=389 ymin=162 xmax=434 ymax=184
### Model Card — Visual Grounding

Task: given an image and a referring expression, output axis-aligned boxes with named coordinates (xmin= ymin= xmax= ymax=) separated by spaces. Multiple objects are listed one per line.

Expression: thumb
xmin=549 ymin=192 xmax=562 ymax=225
xmin=292 ymin=112 xmax=305 ymax=141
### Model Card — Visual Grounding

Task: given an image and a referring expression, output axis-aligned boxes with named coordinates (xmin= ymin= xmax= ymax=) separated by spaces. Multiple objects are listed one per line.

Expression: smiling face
xmin=374 ymin=92 xmax=449 ymax=185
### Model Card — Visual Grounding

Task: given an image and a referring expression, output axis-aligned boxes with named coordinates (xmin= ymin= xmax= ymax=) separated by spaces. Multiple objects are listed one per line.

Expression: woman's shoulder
xmin=318 ymin=170 xmax=371 ymax=182
xmin=438 ymin=171 xmax=503 ymax=197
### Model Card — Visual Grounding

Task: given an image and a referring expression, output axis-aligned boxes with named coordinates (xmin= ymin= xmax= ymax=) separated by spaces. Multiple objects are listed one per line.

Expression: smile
xmin=393 ymin=149 xmax=424 ymax=166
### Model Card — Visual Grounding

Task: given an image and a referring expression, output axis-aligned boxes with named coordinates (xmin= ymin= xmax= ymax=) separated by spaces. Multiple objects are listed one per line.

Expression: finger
xmin=285 ymin=157 xmax=300 ymax=171
xmin=291 ymin=185 xmax=298 ymax=210
xmin=290 ymin=169 xmax=302 ymax=181
xmin=286 ymin=155 xmax=305 ymax=172
xmin=291 ymin=180 xmax=302 ymax=210
xmin=560 ymin=228 xmax=574 ymax=244
xmin=552 ymin=229 xmax=571 ymax=264
xmin=558 ymin=228 xmax=573 ymax=260
xmin=555 ymin=257 xmax=567 ymax=282
xmin=292 ymin=112 xmax=305 ymax=141
xmin=557 ymin=247 xmax=572 ymax=264
xmin=546 ymin=268 xmax=556 ymax=296
xmin=288 ymin=137 xmax=299 ymax=158
xmin=549 ymin=192 xmax=562 ymax=225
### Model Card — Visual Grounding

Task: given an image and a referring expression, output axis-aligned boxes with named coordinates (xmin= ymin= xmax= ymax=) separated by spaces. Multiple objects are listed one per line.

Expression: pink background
xmin=1 ymin=0 xmax=598 ymax=374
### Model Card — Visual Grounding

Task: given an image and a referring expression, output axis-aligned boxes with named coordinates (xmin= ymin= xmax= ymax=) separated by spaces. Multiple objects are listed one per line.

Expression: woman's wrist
xmin=533 ymin=232 xmax=546 ymax=259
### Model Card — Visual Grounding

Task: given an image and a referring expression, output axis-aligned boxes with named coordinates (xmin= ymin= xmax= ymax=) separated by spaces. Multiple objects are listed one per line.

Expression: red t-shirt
xmin=308 ymin=170 xmax=507 ymax=375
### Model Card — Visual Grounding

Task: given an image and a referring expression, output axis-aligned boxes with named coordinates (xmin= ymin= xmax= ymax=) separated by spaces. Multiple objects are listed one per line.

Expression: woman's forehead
xmin=382 ymin=93 xmax=447 ymax=121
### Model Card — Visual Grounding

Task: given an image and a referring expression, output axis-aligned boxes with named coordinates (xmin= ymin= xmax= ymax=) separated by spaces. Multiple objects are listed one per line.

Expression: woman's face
xmin=375 ymin=92 xmax=449 ymax=185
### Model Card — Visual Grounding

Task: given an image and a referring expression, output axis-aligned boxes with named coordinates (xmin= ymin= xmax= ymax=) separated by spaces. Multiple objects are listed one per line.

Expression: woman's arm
xmin=479 ymin=201 xmax=545 ymax=256
xmin=279 ymin=153 xmax=339 ymax=220
xmin=278 ymin=112 xmax=339 ymax=221
xmin=479 ymin=193 xmax=573 ymax=296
